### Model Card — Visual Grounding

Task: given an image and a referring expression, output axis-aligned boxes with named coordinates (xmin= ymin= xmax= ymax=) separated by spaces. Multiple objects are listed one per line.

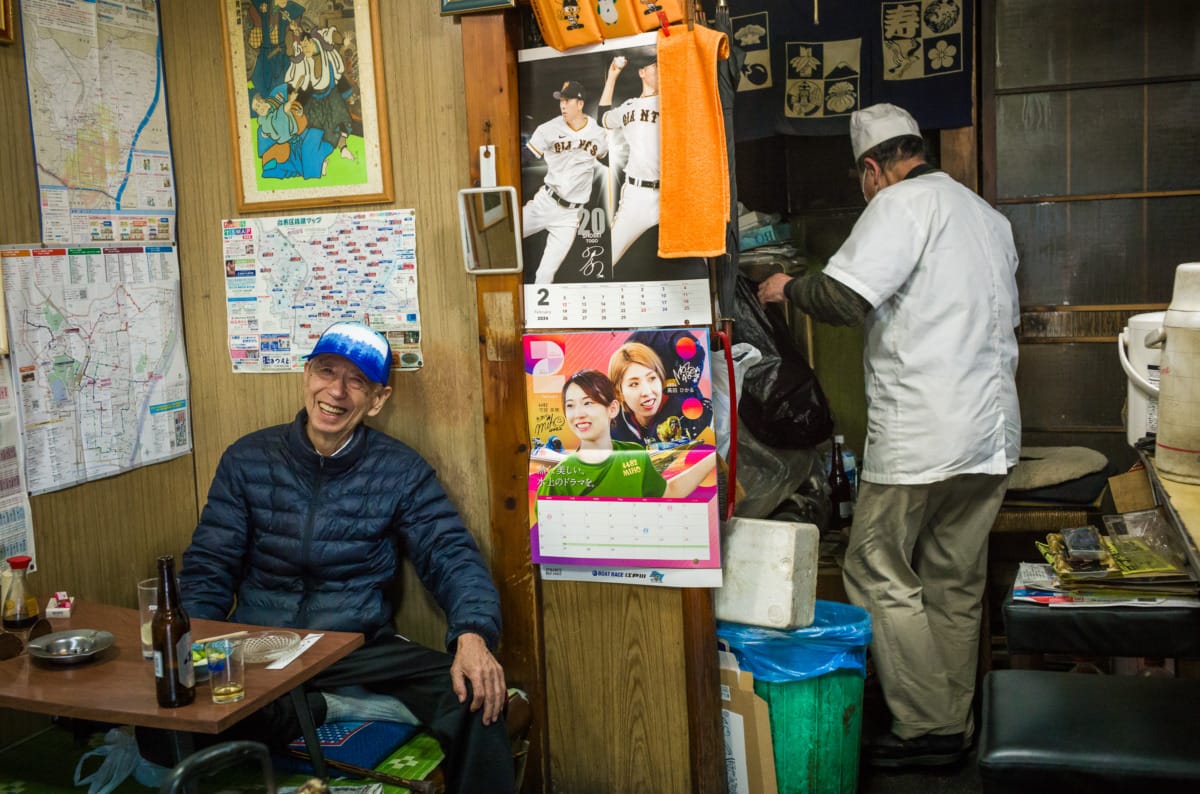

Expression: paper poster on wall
xmin=20 ymin=0 xmax=177 ymax=244
xmin=1 ymin=245 xmax=191 ymax=495
xmin=525 ymin=328 xmax=720 ymax=570
xmin=518 ymin=32 xmax=712 ymax=330
xmin=222 ymin=209 xmax=423 ymax=374
xmin=0 ymin=356 xmax=35 ymax=567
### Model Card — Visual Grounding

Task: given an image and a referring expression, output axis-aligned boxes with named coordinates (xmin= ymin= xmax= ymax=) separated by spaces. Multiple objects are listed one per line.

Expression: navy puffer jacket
xmin=180 ymin=411 xmax=501 ymax=650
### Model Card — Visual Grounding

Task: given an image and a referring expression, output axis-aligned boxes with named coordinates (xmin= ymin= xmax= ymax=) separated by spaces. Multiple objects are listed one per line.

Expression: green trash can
xmin=718 ymin=600 xmax=872 ymax=794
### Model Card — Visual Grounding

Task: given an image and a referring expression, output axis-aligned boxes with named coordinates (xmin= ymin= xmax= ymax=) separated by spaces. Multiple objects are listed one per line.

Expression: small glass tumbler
xmin=206 ymin=639 xmax=246 ymax=704
xmin=136 ymin=578 xmax=157 ymax=659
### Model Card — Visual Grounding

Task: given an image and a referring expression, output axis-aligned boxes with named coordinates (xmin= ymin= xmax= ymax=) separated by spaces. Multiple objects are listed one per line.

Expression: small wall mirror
xmin=457 ymin=186 xmax=523 ymax=274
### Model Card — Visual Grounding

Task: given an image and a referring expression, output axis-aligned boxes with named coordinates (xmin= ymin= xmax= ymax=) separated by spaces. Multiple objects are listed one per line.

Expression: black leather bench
xmin=978 ymin=669 xmax=1200 ymax=793
xmin=1003 ymin=587 xmax=1200 ymax=661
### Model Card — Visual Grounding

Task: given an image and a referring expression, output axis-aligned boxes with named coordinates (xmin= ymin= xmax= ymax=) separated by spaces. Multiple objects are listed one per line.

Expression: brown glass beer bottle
xmin=152 ymin=555 xmax=195 ymax=707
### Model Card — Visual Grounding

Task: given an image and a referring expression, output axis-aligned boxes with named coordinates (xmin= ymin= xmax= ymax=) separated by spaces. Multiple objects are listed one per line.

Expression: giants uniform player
xmin=523 ymin=81 xmax=608 ymax=284
xmin=598 ymin=54 xmax=660 ymax=265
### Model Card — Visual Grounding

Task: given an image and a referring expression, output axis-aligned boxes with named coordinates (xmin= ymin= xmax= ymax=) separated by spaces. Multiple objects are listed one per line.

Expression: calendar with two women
xmin=524 ymin=328 xmax=720 ymax=572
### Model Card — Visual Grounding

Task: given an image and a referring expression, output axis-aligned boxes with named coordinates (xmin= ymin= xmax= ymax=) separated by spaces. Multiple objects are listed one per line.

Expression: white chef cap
xmin=850 ymin=103 xmax=921 ymax=161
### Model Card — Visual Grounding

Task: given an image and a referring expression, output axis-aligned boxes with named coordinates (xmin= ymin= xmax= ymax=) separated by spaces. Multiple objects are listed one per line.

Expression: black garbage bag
xmin=733 ymin=275 xmax=834 ymax=449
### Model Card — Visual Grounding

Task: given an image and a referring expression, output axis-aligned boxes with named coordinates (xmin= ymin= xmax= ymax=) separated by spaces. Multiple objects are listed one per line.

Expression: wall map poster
xmin=524 ymin=328 xmax=720 ymax=583
xmin=222 ymin=209 xmax=422 ymax=374
xmin=518 ymin=32 xmax=712 ymax=330
xmin=1 ymin=245 xmax=191 ymax=495
xmin=20 ymin=0 xmax=177 ymax=244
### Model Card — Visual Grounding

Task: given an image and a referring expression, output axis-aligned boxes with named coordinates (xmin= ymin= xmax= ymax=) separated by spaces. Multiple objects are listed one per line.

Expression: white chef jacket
xmin=823 ymin=171 xmax=1021 ymax=485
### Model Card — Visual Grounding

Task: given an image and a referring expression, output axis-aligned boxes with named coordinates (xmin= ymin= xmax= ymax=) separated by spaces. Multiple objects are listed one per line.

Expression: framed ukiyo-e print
xmin=220 ymin=0 xmax=393 ymax=212
xmin=441 ymin=0 xmax=515 ymax=15
xmin=0 ymin=0 xmax=13 ymax=45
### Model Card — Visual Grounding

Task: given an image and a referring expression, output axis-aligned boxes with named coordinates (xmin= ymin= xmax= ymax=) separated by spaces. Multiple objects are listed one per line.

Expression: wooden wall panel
xmin=542 ymin=581 xmax=691 ymax=794
xmin=157 ymin=0 xmax=487 ymax=652
xmin=0 ymin=24 xmax=38 ymax=241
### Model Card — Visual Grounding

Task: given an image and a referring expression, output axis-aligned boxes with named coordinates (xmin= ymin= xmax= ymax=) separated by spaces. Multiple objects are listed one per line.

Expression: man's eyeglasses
xmin=308 ymin=361 xmax=372 ymax=393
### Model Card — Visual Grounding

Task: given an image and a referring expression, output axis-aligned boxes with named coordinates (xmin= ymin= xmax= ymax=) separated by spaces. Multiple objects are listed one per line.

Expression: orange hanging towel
xmin=657 ymin=24 xmax=730 ymax=258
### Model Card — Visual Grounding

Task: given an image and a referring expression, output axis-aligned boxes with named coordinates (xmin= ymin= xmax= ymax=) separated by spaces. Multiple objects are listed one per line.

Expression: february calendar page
xmin=524 ymin=280 xmax=711 ymax=329
xmin=525 ymin=329 xmax=720 ymax=569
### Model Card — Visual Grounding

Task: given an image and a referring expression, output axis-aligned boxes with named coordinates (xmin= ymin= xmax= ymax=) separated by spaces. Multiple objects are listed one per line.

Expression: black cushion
xmin=979 ymin=669 xmax=1200 ymax=793
xmin=1003 ymin=588 xmax=1200 ymax=658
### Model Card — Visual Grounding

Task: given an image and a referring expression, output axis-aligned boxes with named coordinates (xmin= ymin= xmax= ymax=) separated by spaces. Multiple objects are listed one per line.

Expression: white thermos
xmin=1118 ymin=311 xmax=1165 ymax=446
xmin=1146 ymin=263 xmax=1200 ymax=484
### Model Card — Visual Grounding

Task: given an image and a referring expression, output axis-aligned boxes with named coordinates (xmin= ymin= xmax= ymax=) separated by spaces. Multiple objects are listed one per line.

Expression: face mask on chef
xmin=860 ymin=158 xmax=881 ymax=203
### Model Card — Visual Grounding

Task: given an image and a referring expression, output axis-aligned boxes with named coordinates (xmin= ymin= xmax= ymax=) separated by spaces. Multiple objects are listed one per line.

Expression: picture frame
xmin=440 ymin=0 xmax=515 ymax=16
xmin=475 ymin=189 xmax=507 ymax=230
xmin=0 ymin=0 xmax=14 ymax=46
xmin=219 ymin=0 xmax=393 ymax=213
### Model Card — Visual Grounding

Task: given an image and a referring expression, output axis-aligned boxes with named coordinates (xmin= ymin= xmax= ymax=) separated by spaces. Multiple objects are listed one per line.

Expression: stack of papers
xmin=1013 ymin=560 xmax=1200 ymax=608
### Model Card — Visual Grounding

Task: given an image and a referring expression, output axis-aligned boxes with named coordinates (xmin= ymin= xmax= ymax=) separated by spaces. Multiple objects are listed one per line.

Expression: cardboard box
xmin=719 ymin=648 xmax=778 ymax=794
xmin=45 ymin=595 xmax=74 ymax=618
xmin=1110 ymin=466 xmax=1156 ymax=514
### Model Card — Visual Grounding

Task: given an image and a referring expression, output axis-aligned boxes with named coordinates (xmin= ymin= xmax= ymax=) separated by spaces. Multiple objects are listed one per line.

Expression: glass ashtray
xmin=240 ymin=630 xmax=301 ymax=664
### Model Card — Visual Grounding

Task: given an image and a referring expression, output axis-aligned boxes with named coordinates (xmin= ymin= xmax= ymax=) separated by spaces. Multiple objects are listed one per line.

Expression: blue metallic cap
xmin=305 ymin=322 xmax=392 ymax=385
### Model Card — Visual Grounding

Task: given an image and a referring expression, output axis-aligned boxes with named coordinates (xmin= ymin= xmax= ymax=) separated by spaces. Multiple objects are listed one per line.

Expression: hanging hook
xmin=482 ymin=119 xmax=493 ymax=147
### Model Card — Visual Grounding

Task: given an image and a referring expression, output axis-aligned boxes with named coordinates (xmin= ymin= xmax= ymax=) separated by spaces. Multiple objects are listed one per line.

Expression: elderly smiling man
xmin=166 ymin=321 xmax=514 ymax=793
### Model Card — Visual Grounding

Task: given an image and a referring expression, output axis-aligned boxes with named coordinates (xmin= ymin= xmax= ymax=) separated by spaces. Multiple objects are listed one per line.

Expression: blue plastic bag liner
xmin=717 ymin=599 xmax=872 ymax=683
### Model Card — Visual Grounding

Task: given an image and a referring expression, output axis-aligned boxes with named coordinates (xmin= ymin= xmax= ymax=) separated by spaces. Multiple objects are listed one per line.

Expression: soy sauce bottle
xmin=3 ymin=555 xmax=41 ymax=631
xmin=152 ymin=555 xmax=194 ymax=708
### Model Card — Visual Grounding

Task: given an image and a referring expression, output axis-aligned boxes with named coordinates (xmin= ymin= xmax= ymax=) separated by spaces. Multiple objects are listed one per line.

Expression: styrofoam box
xmin=715 ymin=517 xmax=820 ymax=630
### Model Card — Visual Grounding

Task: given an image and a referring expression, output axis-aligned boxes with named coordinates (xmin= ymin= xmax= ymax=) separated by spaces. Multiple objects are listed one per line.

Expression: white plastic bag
xmin=712 ymin=342 xmax=762 ymax=459
xmin=74 ymin=728 xmax=140 ymax=794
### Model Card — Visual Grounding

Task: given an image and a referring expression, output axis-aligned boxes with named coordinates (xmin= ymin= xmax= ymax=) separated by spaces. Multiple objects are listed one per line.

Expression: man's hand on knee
xmin=450 ymin=632 xmax=507 ymax=726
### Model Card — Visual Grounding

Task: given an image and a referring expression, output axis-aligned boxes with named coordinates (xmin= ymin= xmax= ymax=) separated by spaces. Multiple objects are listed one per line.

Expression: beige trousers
xmin=841 ymin=472 xmax=1008 ymax=740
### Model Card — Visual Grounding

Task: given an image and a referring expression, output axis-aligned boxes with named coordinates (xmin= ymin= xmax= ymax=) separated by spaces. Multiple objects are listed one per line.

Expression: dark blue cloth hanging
xmin=866 ymin=0 xmax=974 ymax=130
xmin=719 ymin=0 xmax=868 ymax=140
xmin=712 ymin=0 xmax=972 ymax=141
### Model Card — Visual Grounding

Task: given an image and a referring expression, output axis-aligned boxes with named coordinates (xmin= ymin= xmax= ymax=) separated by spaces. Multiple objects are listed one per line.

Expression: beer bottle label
xmin=154 ymin=651 xmax=163 ymax=678
xmin=176 ymin=631 xmax=194 ymax=688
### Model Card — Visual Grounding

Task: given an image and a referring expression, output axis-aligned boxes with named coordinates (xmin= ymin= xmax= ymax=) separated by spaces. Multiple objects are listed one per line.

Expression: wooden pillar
xmin=459 ymin=11 xmax=725 ymax=791
xmin=683 ymin=587 xmax=726 ymax=793
xmin=460 ymin=11 xmax=546 ymax=793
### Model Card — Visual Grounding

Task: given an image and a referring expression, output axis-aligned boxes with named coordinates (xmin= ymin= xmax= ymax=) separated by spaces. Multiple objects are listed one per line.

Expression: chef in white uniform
xmin=758 ymin=102 xmax=1021 ymax=769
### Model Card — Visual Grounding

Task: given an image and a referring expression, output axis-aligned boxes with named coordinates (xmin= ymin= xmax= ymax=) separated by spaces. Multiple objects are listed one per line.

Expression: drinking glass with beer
xmin=206 ymin=639 xmax=246 ymax=704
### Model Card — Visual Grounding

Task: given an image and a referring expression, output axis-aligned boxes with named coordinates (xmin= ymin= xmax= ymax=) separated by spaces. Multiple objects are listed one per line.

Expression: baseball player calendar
xmin=518 ymin=33 xmax=712 ymax=330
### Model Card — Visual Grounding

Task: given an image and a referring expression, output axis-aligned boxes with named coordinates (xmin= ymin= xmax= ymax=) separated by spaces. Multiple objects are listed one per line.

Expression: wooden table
xmin=0 ymin=601 xmax=363 ymax=778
